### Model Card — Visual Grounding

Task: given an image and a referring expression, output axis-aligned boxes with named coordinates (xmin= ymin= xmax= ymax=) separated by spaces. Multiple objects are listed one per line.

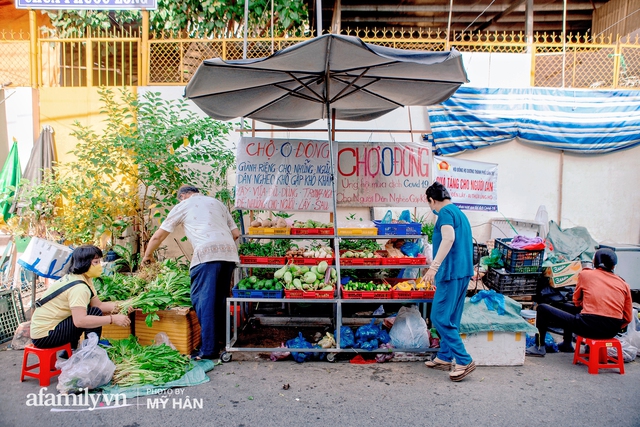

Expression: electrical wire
xmin=456 ymin=0 xmax=497 ymax=40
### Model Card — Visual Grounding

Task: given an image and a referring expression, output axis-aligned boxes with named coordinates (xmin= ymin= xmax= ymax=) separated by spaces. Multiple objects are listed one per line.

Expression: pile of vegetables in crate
xmin=292 ymin=219 xmax=333 ymax=228
xmin=104 ymin=335 xmax=192 ymax=387
xmin=236 ymin=275 xmax=283 ymax=291
xmin=391 ymin=276 xmax=435 ymax=291
xmin=343 ymin=280 xmax=392 ymax=292
xmin=285 ymin=243 xmax=333 ymax=259
xmin=96 ymin=259 xmax=193 ymax=327
xmin=249 ymin=217 xmax=289 ymax=228
xmin=274 ymin=261 xmax=337 ymax=291
xmin=238 ymin=240 xmax=292 ymax=257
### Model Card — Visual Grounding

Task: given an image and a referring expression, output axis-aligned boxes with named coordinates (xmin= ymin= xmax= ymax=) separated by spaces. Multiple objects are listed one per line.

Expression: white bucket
xmin=521 ymin=309 xmax=537 ymax=326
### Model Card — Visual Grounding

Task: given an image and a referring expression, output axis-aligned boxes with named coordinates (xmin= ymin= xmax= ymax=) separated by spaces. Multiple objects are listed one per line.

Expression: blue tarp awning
xmin=427 ymin=87 xmax=640 ymax=155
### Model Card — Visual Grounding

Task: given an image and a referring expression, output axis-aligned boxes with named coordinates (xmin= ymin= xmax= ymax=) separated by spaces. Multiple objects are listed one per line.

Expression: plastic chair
xmin=20 ymin=343 xmax=72 ymax=386
xmin=572 ymin=336 xmax=624 ymax=375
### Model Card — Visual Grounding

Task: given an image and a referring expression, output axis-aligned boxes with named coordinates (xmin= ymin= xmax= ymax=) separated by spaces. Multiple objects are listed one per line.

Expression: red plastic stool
xmin=572 ymin=336 xmax=624 ymax=375
xmin=20 ymin=343 xmax=73 ymax=386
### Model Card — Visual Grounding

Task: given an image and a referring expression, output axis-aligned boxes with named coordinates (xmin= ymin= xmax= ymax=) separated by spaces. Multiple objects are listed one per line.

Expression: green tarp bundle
xmin=460 ymin=294 xmax=538 ymax=335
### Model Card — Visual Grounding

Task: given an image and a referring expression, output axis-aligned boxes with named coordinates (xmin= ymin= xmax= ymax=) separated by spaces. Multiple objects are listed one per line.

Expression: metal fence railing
xmin=2 ymin=27 xmax=639 ymax=90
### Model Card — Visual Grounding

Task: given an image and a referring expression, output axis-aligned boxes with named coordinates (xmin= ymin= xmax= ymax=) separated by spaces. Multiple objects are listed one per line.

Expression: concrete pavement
xmin=0 ymin=346 xmax=638 ymax=427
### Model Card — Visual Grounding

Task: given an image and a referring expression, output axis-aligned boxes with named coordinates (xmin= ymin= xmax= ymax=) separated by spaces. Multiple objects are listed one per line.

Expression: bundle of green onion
xmin=104 ymin=335 xmax=193 ymax=387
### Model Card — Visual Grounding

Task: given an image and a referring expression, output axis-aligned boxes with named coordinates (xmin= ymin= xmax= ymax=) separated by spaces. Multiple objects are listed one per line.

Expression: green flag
xmin=0 ymin=140 xmax=22 ymax=222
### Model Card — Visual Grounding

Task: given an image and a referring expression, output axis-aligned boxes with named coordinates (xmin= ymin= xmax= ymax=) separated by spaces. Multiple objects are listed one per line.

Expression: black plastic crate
xmin=494 ymin=238 xmax=544 ymax=273
xmin=483 ymin=268 xmax=541 ymax=296
xmin=0 ymin=289 xmax=26 ymax=344
xmin=473 ymin=243 xmax=489 ymax=265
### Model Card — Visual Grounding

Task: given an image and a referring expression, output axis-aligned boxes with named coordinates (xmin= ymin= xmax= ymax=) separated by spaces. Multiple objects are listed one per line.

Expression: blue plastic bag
xmin=335 ymin=326 xmax=355 ymax=348
xmin=356 ymin=319 xmax=380 ymax=341
xmin=398 ymin=210 xmax=411 ymax=223
xmin=378 ymin=329 xmax=391 ymax=344
xmin=469 ymin=289 xmax=506 ymax=315
xmin=526 ymin=332 xmax=559 ymax=353
xmin=381 ymin=210 xmax=393 ymax=224
xmin=401 ymin=241 xmax=422 ymax=257
xmin=286 ymin=332 xmax=314 ymax=363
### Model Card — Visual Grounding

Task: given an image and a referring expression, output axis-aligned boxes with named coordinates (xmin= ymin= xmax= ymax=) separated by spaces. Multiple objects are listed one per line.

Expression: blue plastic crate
xmin=231 ymin=286 xmax=284 ymax=299
xmin=373 ymin=220 xmax=422 ymax=236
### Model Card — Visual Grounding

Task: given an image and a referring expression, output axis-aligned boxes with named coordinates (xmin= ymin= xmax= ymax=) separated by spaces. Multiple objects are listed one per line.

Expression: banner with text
xmin=433 ymin=156 xmax=498 ymax=211
xmin=16 ymin=0 xmax=157 ymax=10
xmin=235 ymin=137 xmax=334 ymax=212
xmin=336 ymin=141 xmax=432 ymax=206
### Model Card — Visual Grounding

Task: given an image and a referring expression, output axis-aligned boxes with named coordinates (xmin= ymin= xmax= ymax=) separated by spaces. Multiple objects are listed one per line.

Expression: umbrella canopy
xmin=22 ymin=125 xmax=56 ymax=187
xmin=11 ymin=125 xmax=57 ymax=215
xmin=185 ymin=34 xmax=468 ymax=128
xmin=0 ymin=141 xmax=21 ymax=222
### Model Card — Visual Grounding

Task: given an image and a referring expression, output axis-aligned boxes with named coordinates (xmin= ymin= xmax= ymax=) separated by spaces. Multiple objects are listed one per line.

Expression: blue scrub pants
xmin=431 ymin=276 xmax=472 ymax=365
xmin=190 ymin=261 xmax=235 ymax=357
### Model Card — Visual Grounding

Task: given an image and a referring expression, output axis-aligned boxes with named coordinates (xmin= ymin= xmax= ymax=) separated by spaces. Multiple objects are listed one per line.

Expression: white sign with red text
xmin=336 ymin=141 xmax=432 ymax=206
xmin=433 ymin=156 xmax=498 ymax=211
xmin=235 ymin=137 xmax=334 ymax=212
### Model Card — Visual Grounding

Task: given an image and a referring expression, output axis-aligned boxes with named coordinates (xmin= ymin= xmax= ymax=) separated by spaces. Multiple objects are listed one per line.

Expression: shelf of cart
xmin=338 ymin=234 xmax=424 ymax=239
xmin=228 ymin=297 xmax=337 ymax=303
xmin=336 ymin=298 xmax=434 ymax=303
xmin=241 ymin=234 xmax=328 ymax=239
xmin=335 ymin=264 xmax=429 ymax=269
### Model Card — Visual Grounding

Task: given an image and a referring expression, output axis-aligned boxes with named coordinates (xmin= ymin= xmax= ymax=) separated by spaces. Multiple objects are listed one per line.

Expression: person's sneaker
xmin=424 ymin=356 xmax=452 ymax=371
xmin=525 ymin=345 xmax=546 ymax=357
xmin=449 ymin=361 xmax=476 ymax=382
xmin=557 ymin=342 xmax=575 ymax=353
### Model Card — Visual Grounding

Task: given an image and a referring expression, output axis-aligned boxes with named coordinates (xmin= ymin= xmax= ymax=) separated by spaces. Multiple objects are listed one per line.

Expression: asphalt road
xmin=1 ymin=347 xmax=638 ymax=427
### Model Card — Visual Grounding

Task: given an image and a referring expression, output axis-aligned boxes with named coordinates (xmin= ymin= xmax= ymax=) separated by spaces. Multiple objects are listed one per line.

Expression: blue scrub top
xmin=432 ymin=203 xmax=474 ymax=282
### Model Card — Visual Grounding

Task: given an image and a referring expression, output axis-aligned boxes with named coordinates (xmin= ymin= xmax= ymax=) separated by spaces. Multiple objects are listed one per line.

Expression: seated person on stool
xmin=526 ymin=248 xmax=633 ymax=357
xmin=30 ymin=245 xmax=132 ymax=352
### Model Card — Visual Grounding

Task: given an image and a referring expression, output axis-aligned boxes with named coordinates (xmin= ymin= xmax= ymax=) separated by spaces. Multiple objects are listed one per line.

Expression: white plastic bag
xmin=389 ymin=306 xmax=430 ymax=349
xmin=10 ymin=321 xmax=32 ymax=350
xmin=608 ymin=309 xmax=640 ymax=362
xmin=56 ymin=332 xmax=115 ymax=394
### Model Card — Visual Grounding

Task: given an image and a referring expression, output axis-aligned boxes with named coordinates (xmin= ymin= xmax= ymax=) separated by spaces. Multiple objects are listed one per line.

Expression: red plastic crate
xmin=290 ymin=228 xmax=334 ymax=235
xmin=295 ymin=257 xmax=335 ymax=265
xmin=239 ymin=255 xmax=269 ymax=264
xmin=341 ymin=285 xmax=392 ymax=299
xmin=267 ymin=256 xmax=287 ymax=265
xmin=284 ymin=289 xmax=335 ymax=299
xmin=340 ymin=257 xmax=365 ymax=265
xmin=392 ymin=290 xmax=435 ymax=300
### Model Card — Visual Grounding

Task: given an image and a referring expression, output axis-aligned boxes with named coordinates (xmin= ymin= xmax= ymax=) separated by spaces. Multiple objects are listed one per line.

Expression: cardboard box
xmin=134 ymin=307 xmax=201 ymax=355
xmin=460 ymin=331 xmax=525 ymax=366
xmin=544 ymin=260 xmax=582 ymax=288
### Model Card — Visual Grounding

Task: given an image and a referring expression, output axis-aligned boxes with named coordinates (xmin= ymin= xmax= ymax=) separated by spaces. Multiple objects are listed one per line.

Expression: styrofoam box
xmin=460 ymin=331 xmax=525 ymax=366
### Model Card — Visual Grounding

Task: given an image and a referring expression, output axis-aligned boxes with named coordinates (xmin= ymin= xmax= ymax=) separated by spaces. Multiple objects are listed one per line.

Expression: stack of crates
xmin=482 ymin=238 xmax=544 ymax=297
xmin=0 ymin=289 xmax=26 ymax=344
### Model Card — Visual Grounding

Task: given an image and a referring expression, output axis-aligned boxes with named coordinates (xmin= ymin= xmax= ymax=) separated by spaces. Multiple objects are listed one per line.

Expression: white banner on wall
xmin=235 ymin=137 xmax=334 ymax=212
xmin=433 ymin=156 xmax=498 ymax=211
xmin=336 ymin=141 xmax=432 ymax=206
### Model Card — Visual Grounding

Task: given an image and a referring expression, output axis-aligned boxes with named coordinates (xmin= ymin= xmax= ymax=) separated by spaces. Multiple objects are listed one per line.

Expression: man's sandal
xmin=449 ymin=361 xmax=476 ymax=382
xmin=424 ymin=357 xmax=452 ymax=371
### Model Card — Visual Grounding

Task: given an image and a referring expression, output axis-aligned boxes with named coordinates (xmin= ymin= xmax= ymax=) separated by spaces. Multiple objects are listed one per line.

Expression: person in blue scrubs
xmin=423 ymin=182 xmax=476 ymax=381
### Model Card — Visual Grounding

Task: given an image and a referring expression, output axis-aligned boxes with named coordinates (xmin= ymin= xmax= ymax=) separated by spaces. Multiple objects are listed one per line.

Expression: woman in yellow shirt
xmin=30 ymin=245 xmax=131 ymax=350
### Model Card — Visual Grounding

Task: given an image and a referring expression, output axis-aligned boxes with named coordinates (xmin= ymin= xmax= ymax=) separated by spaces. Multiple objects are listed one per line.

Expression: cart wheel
xmin=220 ymin=352 xmax=232 ymax=363
xmin=326 ymin=353 xmax=337 ymax=363
xmin=249 ymin=318 xmax=259 ymax=329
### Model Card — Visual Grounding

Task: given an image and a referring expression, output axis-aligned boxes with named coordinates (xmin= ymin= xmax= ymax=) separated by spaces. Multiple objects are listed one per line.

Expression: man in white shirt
xmin=142 ymin=185 xmax=240 ymax=359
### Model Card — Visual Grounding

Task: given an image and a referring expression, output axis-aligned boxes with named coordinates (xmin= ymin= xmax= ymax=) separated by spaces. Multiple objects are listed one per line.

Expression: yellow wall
xmin=38 ymin=86 xmax=137 ymax=162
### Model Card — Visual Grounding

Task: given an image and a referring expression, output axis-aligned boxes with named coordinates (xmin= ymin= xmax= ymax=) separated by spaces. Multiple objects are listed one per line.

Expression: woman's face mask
xmin=86 ymin=263 xmax=103 ymax=278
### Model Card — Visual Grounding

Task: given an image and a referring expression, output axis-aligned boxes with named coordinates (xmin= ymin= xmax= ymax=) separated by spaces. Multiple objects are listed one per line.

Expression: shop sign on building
xmin=433 ymin=156 xmax=498 ymax=211
xmin=15 ymin=0 xmax=157 ymax=10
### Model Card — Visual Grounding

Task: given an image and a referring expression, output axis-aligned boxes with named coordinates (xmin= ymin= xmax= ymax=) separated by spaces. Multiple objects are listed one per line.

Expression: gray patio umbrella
xmin=185 ymin=34 xmax=468 ymax=128
xmin=185 ymin=33 xmax=467 ymax=245
xmin=11 ymin=125 xmax=57 ymax=214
